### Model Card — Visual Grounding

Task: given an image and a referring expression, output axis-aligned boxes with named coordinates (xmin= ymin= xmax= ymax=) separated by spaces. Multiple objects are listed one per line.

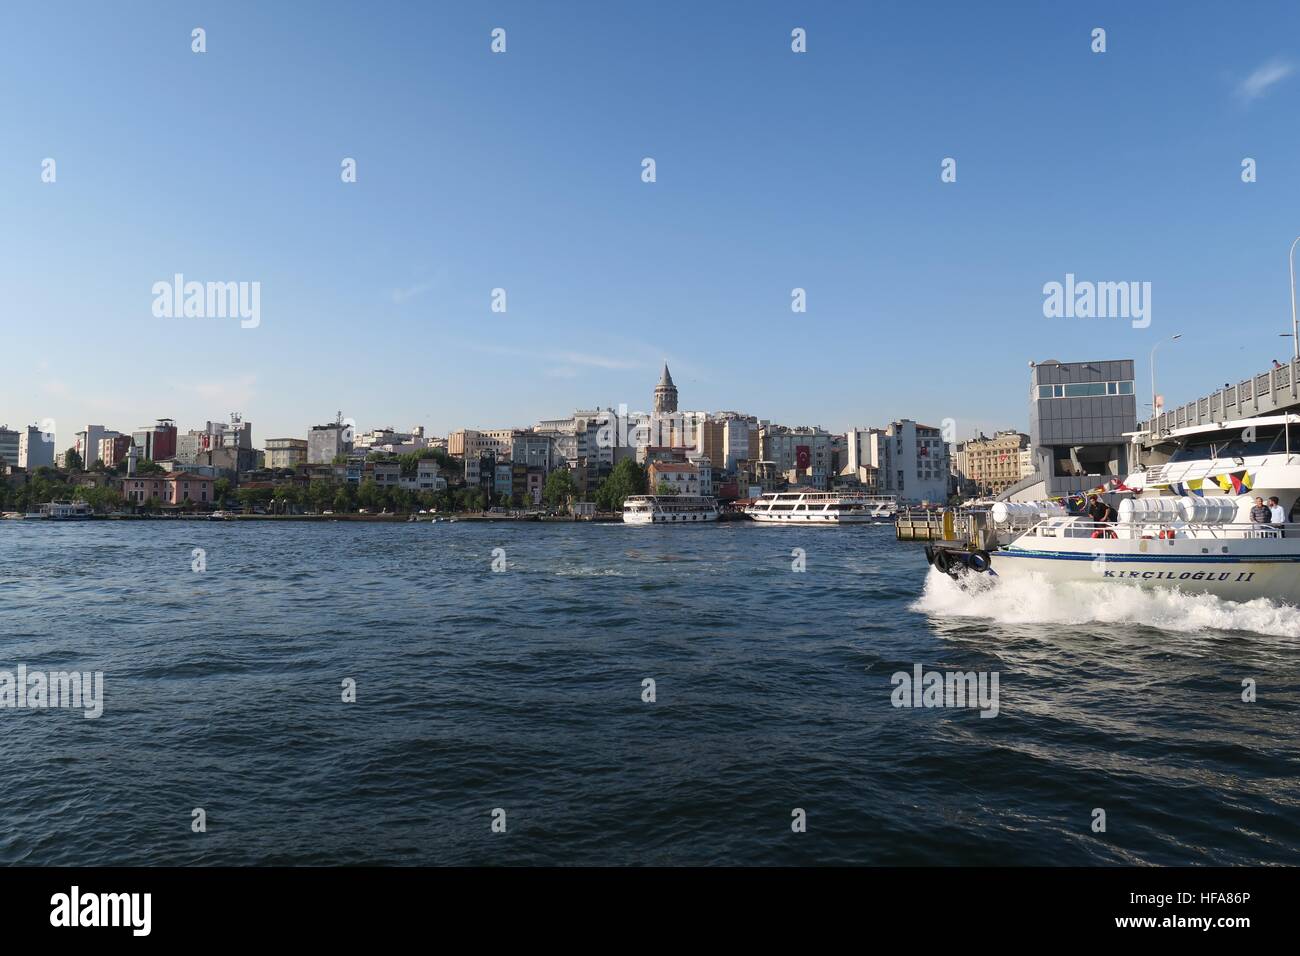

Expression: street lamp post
xmin=1290 ymin=237 xmax=1300 ymax=361
xmin=1150 ymin=333 xmax=1182 ymax=434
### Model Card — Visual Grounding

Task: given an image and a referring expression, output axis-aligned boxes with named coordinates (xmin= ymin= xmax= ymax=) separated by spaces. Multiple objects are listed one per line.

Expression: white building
xmin=75 ymin=425 xmax=119 ymax=467
xmin=850 ymin=420 xmax=950 ymax=505
xmin=308 ymin=422 xmax=352 ymax=464
xmin=18 ymin=425 xmax=54 ymax=469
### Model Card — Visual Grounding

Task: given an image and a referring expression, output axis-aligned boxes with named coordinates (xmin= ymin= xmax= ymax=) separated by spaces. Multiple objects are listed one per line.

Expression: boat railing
xmin=1021 ymin=518 xmax=1299 ymax=541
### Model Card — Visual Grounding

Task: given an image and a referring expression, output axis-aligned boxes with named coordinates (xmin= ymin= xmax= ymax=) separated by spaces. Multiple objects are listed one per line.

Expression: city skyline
xmin=4 ymin=2 xmax=1300 ymax=443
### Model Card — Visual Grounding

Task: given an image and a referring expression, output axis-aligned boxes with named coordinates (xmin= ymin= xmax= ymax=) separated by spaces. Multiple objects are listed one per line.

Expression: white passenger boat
xmin=38 ymin=502 xmax=93 ymax=520
xmin=927 ymin=415 xmax=1300 ymax=604
xmin=746 ymin=491 xmax=897 ymax=524
xmin=622 ymin=495 xmax=720 ymax=524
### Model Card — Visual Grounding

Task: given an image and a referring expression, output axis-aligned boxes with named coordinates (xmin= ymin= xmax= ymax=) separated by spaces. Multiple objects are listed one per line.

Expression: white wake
xmin=912 ymin=568 xmax=1300 ymax=638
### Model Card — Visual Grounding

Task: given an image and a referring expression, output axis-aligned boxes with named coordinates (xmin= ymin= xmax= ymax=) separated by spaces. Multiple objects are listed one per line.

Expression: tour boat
xmin=927 ymin=415 xmax=1300 ymax=603
xmin=746 ymin=491 xmax=897 ymax=524
xmin=622 ymin=495 xmax=720 ymax=525
xmin=39 ymin=502 xmax=93 ymax=520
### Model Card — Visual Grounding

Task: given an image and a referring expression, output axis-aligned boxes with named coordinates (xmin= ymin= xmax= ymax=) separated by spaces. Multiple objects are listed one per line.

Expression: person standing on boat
xmin=1269 ymin=496 xmax=1287 ymax=537
xmin=1086 ymin=494 xmax=1115 ymax=523
xmin=1249 ymin=497 xmax=1272 ymax=532
xmin=1086 ymin=494 xmax=1117 ymax=536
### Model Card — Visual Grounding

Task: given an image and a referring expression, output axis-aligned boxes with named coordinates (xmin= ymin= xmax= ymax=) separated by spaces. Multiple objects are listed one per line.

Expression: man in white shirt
xmin=1268 ymin=496 xmax=1287 ymax=536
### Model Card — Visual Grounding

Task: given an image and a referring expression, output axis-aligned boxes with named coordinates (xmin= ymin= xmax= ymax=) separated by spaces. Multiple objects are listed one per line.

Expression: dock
xmin=896 ymin=508 xmax=1004 ymax=550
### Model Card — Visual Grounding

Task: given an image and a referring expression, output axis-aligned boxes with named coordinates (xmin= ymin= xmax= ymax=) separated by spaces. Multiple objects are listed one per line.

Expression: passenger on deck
xmin=1249 ymin=497 xmax=1272 ymax=533
xmin=1269 ymin=496 xmax=1286 ymax=537
xmin=1086 ymin=494 xmax=1117 ymax=536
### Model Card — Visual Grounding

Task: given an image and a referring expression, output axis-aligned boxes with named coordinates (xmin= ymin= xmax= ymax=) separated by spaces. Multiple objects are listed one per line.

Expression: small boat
xmin=208 ymin=511 xmax=229 ymax=521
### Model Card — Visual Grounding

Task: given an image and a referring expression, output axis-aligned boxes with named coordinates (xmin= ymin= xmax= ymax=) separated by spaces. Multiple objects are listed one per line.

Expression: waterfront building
xmin=699 ymin=412 xmax=758 ymax=475
xmin=414 ymin=459 xmax=446 ymax=493
xmin=0 ymin=426 xmax=19 ymax=468
xmin=511 ymin=432 xmax=554 ymax=472
xmin=308 ymin=421 xmax=353 ymax=464
xmin=1003 ymin=359 xmax=1137 ymax=501
xmin=371 ymin=461 xmax=401 ymax=488
xmin=119 ymin=472 xmax=215 ymax=506
xmin=18 ymin=424 xmax=55 ymax=469
xmin=98 ymin=434 xmax=132 ymax=469
xmin=494 ymin=463 xmax=513 ymax=499
xmin=131 ymin=419 xmax=177 ymax=463
xmin=690 ymin=456 xmax=714 ymax=496
xmin=266 ymin=438 xmax=309 ymax=470
xmin=526 ymin=466 xmax=544 ymax=504
xmin=956 ymin=430 xmax=1030 ymax=497
xmin=534 ymin=412 xmax=619 ymax=470
xmin=841 ymin=428 xmax=882 ymax=491
xmin=74 ymin=426 xmax=120 ymax=467
xmin=648 ymin=460 xmax=701 ymax=495
xmin=449 ymin=428 xmax=515 ymax=464
xmin=848 ymin=420 xmax=949 ymax=505
xmin=759 ymin=424 xmax=832 ymax=489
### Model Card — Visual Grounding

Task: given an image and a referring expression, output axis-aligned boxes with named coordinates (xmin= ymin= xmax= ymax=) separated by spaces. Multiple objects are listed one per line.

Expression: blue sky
xmin=3 ymin=1 xmax=1300 ymax=447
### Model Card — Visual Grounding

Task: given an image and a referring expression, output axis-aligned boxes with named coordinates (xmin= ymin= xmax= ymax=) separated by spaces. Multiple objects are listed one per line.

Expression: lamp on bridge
xmin=1290 ymin=237 xmax=1300 ymax=361
xmin=1150 ymin=333 xmax=1183 ymax=432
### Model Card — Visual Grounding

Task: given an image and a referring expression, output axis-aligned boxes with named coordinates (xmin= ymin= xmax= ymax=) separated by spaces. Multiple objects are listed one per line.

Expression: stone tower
xmin=654 ymin=363 xmax=678 ymax=415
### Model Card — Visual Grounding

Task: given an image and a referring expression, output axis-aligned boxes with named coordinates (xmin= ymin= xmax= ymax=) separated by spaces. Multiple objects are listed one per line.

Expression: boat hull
xmin=624 ymin=511 xmax=718 ymax=525
xmin=931 ymin=545 xmax=1300 ymax=604
xmin=748 ymin=512 xmax=877 ymax=525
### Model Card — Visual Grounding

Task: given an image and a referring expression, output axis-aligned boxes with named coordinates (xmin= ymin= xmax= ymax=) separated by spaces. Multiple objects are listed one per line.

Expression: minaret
xmin=654 ymin=363 xmax=678 ymax=415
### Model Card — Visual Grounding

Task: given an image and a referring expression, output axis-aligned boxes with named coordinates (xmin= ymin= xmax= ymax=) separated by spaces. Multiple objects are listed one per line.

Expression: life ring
xmin=932 ymin=549 xmax=953 ymax=574
xmin=969 ymin=550 xmax=991 ymax=573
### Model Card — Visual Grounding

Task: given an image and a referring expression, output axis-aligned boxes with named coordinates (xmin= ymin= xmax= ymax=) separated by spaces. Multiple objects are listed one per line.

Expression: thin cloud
xmin=465 ymin=343 xmax=642 ymax=371
xmin=178 ymin=374 xmax=257 ymax=409
xmin=391 ymin=280 xmax=436 ymax=305
xmin=1236 ymin=58 xmax=1295 ymax=102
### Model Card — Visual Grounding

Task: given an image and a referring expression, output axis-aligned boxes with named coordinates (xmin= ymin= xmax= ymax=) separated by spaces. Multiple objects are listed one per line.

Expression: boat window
xmin=1169 ymin=425 xmax=1284 ymax=463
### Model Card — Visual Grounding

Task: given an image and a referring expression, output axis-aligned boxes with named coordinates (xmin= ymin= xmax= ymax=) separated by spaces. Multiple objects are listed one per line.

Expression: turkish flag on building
xmin=796 ymin=445 xmax=811 ymax=469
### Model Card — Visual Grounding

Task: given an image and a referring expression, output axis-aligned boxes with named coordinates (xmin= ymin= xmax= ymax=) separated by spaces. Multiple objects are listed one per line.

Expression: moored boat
xmin=622 ymin=495 xmax=720 ymax=524
xmin=746 ymin=491 xmax=897 ymax=524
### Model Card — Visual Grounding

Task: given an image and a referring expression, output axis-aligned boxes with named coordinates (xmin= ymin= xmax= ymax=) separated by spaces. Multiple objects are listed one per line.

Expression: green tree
xmin=543 ymin=468 xmax=576 ymax=510
xmin=655 ymin=480 xmax=674 ymax=496
xmin=595 ymin=458 xmax=647 ymax=511
xmin=63 ymin=448 xmax=84 ymax=472
xmin=357 ymin=479 xmax=380 ymax=510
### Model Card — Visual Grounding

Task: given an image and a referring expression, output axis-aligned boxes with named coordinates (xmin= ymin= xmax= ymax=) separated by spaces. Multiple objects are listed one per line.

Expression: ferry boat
xmin=927 ymin=414 xmax=1300 ymax=604
xmin=622 ymin=495 xmax=720 ymax=525
xmin=746 ymin=491 xmax=897 ymax=524
xmin=38 ymin=501 xmax=93 ymax=520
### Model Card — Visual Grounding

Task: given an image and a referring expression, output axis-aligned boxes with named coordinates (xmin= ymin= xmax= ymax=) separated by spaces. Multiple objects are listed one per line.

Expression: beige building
xmin=957 ymin=430 xmax=1030 ymax=496
xmin=648 ymin=460 xmax=701 ymax=496
xmin=449 ymin=429 xmax=515 ymax=460
xmin=266 ymin=438 xmax=309 ymax=469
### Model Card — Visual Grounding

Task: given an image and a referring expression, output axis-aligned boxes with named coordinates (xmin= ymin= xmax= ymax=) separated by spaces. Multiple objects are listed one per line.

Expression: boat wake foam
xmin=912 ymin=568 xmax=1300 ymax=637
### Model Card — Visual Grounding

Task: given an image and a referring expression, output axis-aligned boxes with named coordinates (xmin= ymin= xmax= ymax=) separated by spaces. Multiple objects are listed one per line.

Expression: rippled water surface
xmin=1 ymin=520 xmax=1298 ymax=865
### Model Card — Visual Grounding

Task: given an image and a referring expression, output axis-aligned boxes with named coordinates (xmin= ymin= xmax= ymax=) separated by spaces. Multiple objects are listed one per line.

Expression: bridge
xmin=1140 ymin=358 xmax=1300 ymax=445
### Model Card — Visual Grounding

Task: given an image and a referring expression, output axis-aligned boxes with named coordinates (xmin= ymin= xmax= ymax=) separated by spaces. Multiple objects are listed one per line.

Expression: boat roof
xmin=1162 ymin=414 xmax=1300 ymax=438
